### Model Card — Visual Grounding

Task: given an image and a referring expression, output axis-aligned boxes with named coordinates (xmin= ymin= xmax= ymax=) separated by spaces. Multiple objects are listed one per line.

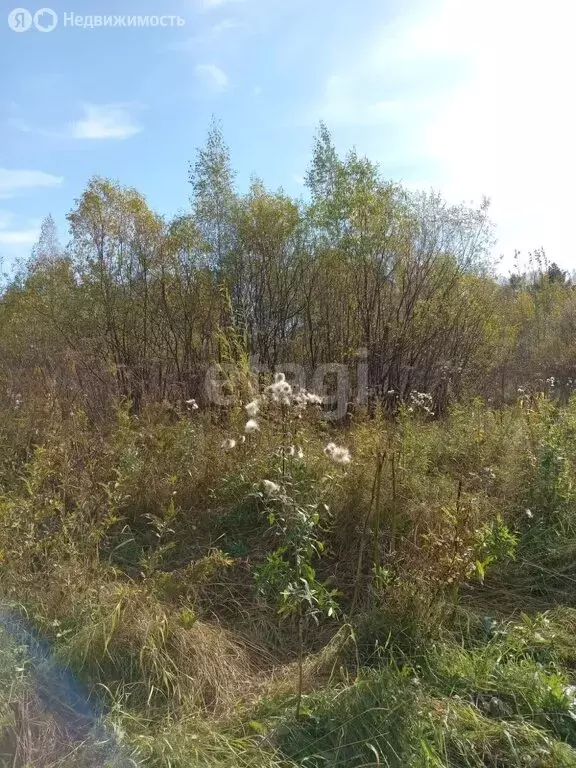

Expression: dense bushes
xmin=3 ymin=122 xmax=575 ymax=426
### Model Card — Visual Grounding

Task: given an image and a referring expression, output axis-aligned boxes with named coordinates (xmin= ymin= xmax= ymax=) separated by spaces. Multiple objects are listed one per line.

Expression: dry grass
xmin=2 ymin=395 xmax=576 ymax=765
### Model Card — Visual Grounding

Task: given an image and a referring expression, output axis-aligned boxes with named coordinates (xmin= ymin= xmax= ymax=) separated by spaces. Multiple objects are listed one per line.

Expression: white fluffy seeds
xmin=245 ymin=419 xmax=260 ymax=434
xmin=324 ymin=442 xmax=351 ymax=465
xmin=245 ymin=400 xmax=260 ymax=418
xmin=262 ymin=479 xmax=281 ymax=495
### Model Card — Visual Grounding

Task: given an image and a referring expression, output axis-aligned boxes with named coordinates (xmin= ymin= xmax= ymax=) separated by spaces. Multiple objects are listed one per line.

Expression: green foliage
xmin=472 ymin=515 xmax=517 ymax=583
xmin=252 ymin=467 xmax=338 ymax=628
xmin=277 ymin=667 xmax=422 ymax=767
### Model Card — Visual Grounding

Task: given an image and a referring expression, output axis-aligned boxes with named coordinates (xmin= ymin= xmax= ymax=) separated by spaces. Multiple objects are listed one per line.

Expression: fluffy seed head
xmin=245 ymin=400 xmax=260 ymax=418
xmin=324 ymin=442 xmax=351 ymax=465
xmin=332 ymin=447 xmax=351 ymax=465
xmin=262 ymin=479 xmax=281 ymax=496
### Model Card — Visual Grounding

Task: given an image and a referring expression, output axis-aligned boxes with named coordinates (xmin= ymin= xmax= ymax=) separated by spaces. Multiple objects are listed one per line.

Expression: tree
xmin=28 ymin=214 xmax=61 ymax=272
xmin=227 ymin=179 xmax=307 ymax=368
xmin=547 ymin=262 xmax=567 ymax=285
xmin=67 ymin=176 xmax=165 ymax=411
xmin=189 ymin=116 xmax=236 ymax=270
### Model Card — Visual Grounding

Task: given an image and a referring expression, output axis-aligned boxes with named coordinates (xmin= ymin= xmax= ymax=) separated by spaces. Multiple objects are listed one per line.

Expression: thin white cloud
xmin=0 ymin=211 xmax=40 ymax=246
xmin=211 ymin=18 xmax=245 ymax=33
xmin=0 ymin=228 xmax=39 ymax=246
xmin=168 ymin=18 xmax=247 ymax=50
xmin=200 ymin=0 xmax=244 ymax=10
xmin=0 ymin=210 xmax=15 ymax=229
xmin=195 ymin=64 xmax=229 ymax=91
xmin=70 ymin=104 xmax=142 ymax=140
xmin=0 ymin=169 xmax=63 ymax=199
xmin=316 ymin=74 xmax=429 ymax=127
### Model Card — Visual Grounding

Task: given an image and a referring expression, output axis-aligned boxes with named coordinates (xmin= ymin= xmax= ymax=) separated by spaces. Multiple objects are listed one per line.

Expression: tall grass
xmin=2 ymin=391 xmax=576 ymax=765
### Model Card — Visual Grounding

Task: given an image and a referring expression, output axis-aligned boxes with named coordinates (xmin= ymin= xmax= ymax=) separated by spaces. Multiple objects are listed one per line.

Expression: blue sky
xmin=1 ymin=0 xmax=575 ymax=271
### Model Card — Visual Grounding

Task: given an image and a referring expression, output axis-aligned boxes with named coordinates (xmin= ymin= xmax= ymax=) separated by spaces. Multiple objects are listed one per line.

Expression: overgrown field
xmin=2 ymin=383 xmax=576 ymax=766
xmin=2 ymin=120 xmax=576 ymax=765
